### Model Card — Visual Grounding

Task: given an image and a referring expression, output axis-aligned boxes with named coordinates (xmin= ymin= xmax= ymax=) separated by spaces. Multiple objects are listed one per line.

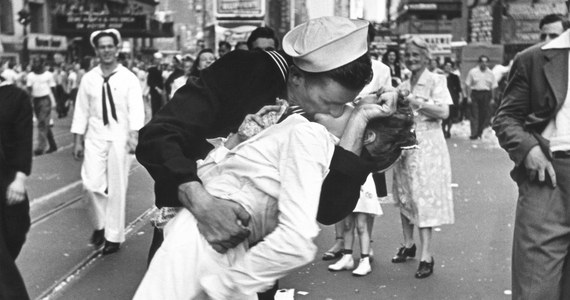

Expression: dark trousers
xmin=512 ymin=157 xmax=570 ymax=300
xmin=33 ymin=96 xmax=57 ymax=152
xmin=469 ymin=90 xmax=492 ymax=138
xmin=0 ymin=197 xmax=31 ymax=300
xmin=149 ymin=90 xmax=163 ymax=116
xmin=148 ymin=227 xmax=278 ymax=299
xmin=54 ymin=85 xmax=68 ymax=118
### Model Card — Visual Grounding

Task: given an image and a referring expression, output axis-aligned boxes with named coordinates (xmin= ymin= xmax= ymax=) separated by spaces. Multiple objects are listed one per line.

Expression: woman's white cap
xmin=282 ymin=16 xmax=369 ymax=73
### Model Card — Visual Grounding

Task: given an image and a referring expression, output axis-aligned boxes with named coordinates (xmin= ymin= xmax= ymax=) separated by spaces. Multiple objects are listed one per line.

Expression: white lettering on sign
xmin=403 ymin=34 xmax=452 ymax=55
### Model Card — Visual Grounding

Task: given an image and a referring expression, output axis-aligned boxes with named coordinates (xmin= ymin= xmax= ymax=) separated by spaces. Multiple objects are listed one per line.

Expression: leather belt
xmin=552 ymin=150 xmax=570 ymax=159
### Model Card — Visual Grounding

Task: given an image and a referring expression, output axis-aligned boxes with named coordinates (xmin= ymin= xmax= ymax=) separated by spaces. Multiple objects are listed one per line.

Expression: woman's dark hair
xmin=301 ymin=53 xmax=373 ymax=91
xmin=365 ymin=98 xmax=417 ymax=172
xmin=189 ymin=48 xmax=214 ymax=77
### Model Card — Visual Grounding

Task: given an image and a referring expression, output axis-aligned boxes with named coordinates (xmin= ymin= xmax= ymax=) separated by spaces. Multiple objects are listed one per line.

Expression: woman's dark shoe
xmin=391 ymin=244 xmax=416 ymax=263
xmin=102 ymin=241 xmax=121 ymax=255
xmin=415 ymin=258 xmax=435 ymax=279
xmin=322 ymin=249 xmax=344 ymax=261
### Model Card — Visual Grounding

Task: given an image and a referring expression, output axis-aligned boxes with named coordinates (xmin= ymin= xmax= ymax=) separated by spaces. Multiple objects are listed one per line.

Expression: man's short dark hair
xmin=478 ymin=55 xmax=489 ymax=63
xmin=246 ymin=27 xmax=279 ymax=50
xmin=93 ymin=32 xmax=119 ymax=47
xmin=539 ymin=14 xmax=565 ymax=29
xmin=301 ymin=54 xmax=372 ymax=91
xmin=218 ymin=41 xmax=231 ymax=49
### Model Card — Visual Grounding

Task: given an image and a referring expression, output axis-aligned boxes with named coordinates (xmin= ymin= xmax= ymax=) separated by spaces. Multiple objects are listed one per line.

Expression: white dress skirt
xmin=353 ymin=174 xmax=383 ymax=216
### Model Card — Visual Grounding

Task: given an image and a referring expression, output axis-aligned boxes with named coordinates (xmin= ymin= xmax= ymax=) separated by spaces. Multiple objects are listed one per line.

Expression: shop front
xmin=27 ymin=33 xmax=68 ymax=63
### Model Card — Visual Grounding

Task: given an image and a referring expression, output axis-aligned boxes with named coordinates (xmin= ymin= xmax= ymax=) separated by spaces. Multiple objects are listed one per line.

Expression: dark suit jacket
xmin=493 ymin=42 xmax=568 ymax=182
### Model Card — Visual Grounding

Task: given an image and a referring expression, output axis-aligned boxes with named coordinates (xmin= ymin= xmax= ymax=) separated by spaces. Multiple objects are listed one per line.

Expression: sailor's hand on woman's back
xmin=178 ymin=181 xmax=251 ymax=253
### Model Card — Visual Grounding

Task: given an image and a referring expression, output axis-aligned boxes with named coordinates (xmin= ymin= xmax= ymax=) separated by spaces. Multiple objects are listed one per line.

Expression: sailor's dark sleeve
xmin=5 ymin=88 xmax=33 ymax=176
xmin=136 ymin=82 xmax=217 ymax=208
xmin=317 ymin=146 xmax=372 ymax=225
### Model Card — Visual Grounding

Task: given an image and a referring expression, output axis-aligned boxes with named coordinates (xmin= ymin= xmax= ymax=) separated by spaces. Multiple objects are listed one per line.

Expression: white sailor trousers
xmin=81 ymin=138 xmax=132 ymax=243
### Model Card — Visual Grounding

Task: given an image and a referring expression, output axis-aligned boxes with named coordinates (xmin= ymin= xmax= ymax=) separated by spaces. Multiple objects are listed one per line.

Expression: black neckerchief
xmin=101 ymin=72 xmax=118 ymax=125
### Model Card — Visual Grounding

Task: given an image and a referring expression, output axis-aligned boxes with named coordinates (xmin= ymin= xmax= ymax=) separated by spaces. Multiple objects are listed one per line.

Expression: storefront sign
xmin=54 ymin=15 xmax=147 ymax=34
xmin=27 ymin=34 xmax=67 ymax=52
xmin=402 ymin=34 xmax=452 ymax=55
xmin=214 ymin=0 xmax=265 ymax=18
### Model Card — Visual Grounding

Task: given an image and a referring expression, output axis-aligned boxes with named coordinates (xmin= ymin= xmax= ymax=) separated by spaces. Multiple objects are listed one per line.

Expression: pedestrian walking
xmin=0 ymin=66 xmax=33 ymax=300
xmin=493 ymin=28 xmax=570 ymax=300
xmin=27 ymin=58 xmax=58 ymax=155
xmin=147 ymin=52 xmax=165 ymax=116
xmin=136 ymin=16 xmax=400 ymax=299
xmin=465 ymin=55 xmax=497 ymax=140
xmin=442 ymin=61 xmax=462 ymax=138
xmin=71 ymin=28 xmax=145 ymax=255
xmin=391 ymin=37 xmax=454 ymax=279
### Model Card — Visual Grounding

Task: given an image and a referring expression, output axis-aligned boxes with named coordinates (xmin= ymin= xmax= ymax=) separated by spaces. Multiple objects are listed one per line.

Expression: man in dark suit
xmin=493 ymin=29 xmax=570 ymax=300
xmin=147 ymin=52 xmax=165 ymax=116
xmin=0 ymin=67 xmax=33 ymax=300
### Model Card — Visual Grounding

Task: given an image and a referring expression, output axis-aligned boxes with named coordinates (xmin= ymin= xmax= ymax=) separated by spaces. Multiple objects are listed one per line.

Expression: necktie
xmin=102 ymin=72 xmax=118 ymax=125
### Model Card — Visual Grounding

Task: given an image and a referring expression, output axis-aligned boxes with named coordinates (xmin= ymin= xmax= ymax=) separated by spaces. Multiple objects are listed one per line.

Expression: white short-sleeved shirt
xmin=26 ymin=71 xmax=56 ymax=97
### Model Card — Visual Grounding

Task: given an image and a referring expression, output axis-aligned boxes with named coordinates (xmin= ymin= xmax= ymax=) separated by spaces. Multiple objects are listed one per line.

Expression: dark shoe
xmin=444 ymin=132 xmax=451 ymax=139
xmin=391 ymin=244 xmax=416 ymax=263
xmin=322 ymin=249 xmax=344 ymax=261
xmin=102 ymin=241 xmax=121 ymax=255
xmin=46 ymin=147 xmax=58 ymax=154
xmin=469 ymin=135 xmax=478 ymax=140
xmin=415 ymin=258 xmax=434 ymax=279
xmin=90 ymin=229 xmax=105 ymax=247
xmin=33 ymin=149 xmax=45 ymax=156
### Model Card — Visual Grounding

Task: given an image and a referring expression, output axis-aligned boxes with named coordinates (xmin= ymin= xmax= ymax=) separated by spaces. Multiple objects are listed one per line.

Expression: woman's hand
xmin=6 ymin=172 xmax=27 ymax=205
xmin=237 ymin=101 xmax=287 ymax=141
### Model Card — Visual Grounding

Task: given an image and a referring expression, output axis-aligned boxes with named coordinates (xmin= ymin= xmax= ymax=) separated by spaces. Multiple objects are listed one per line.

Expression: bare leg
xmin=400 ymin=213 xmax=415 ymax=247
xmin=419 ymin=227 xmax=433 ymax=262
xmin=355 ymin=214 xmax=370 ymax=255
xmin=323 ymin=220 xmax=345 ymax=255
xmin=343 ymin=214 xmax=356 ymax=251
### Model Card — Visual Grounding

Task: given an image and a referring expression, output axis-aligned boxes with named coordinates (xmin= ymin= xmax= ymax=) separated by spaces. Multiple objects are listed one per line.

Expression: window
xmin=29 ymin=2 xmax=44 ymax=33
xmin=0 ymin=0 xmax=15 ymax=34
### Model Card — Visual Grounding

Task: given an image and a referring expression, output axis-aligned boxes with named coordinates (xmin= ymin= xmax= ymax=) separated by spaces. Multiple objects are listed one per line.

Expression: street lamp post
xmin=17 ymin=8 xmax=31 ymax=65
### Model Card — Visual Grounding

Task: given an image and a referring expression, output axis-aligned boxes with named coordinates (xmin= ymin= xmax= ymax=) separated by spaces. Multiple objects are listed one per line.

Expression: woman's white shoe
xmin=328 ymin=254 xmax=354 ymax=271
xmin=352 ymin=257 xmax=372 ymax=276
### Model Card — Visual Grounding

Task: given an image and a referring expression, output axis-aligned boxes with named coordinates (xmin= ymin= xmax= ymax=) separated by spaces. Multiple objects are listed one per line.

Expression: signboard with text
xmin=53 ymin=15 xmax=147 ymax=35
xmin=27 ymin=34 xmax=67 ymax=52
xmin=214 ymin=0 xmax=265 ymax=18
xmin=402 ymin=34 xmax=452 ymax=55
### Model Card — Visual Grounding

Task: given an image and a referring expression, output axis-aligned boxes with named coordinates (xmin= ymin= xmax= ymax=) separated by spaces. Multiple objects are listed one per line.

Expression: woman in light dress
xmin=390 ymin=37 xmax=454 ymax=279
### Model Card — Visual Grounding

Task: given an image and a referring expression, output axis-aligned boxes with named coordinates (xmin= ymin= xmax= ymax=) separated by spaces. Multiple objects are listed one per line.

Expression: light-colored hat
xmin=283 ymin=16 xmax=369 ymax=73
xmin=89 ymin=29 xmax=122 ymax=48
xmin=153 ymin=52 xmax=163 ymax=59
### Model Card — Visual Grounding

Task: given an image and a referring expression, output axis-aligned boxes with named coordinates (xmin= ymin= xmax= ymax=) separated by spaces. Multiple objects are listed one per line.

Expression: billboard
xmin=214 ymin=0 xmax=265 ymax=18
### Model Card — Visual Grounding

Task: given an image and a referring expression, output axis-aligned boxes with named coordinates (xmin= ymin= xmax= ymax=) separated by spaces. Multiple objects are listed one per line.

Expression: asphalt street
xmin=18 ymin=112 xmax=519 ymax=300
